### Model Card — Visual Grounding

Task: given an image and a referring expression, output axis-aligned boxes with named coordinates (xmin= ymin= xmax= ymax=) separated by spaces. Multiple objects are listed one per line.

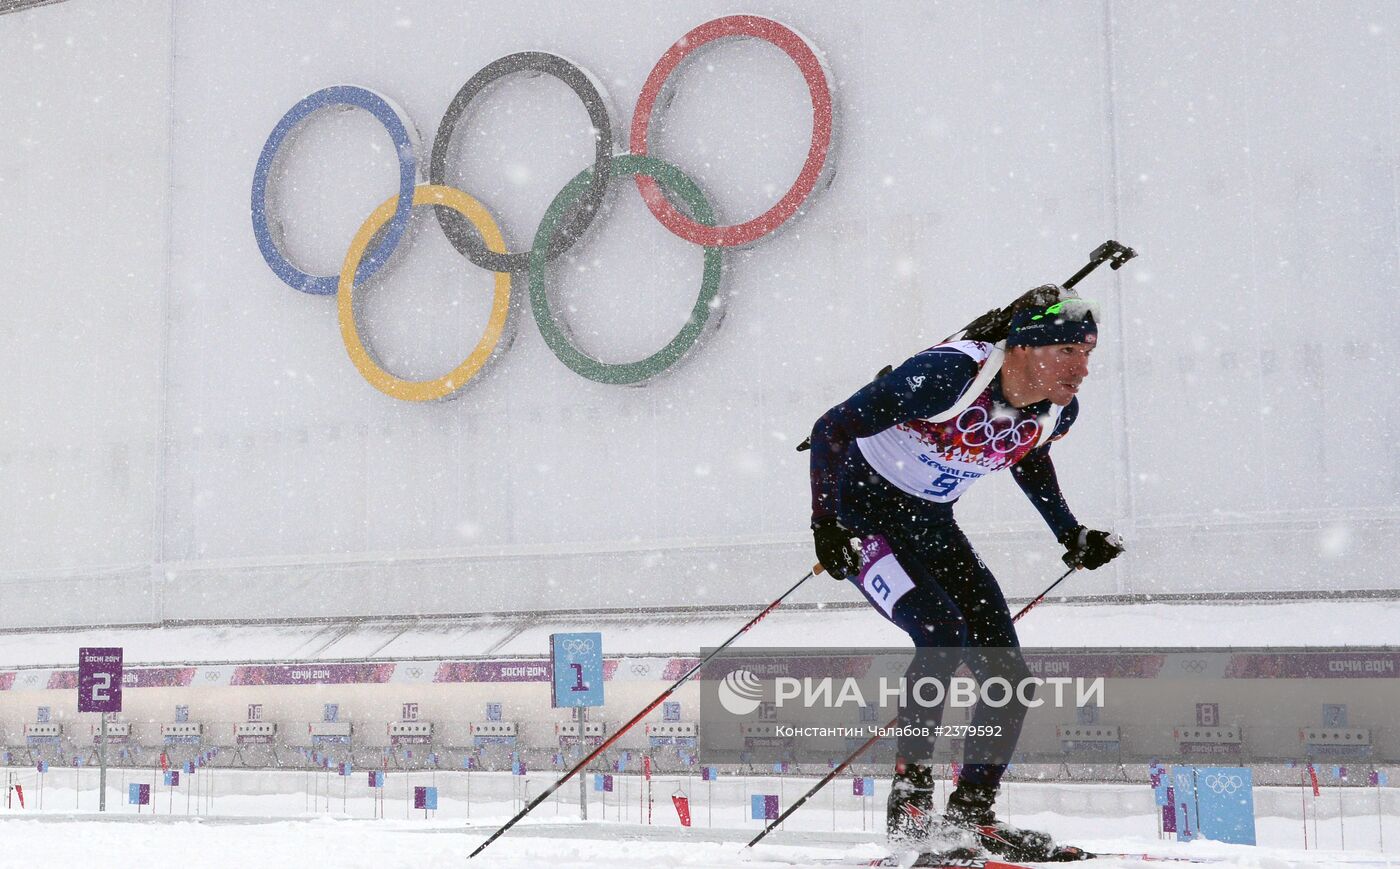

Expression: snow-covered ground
xmin=3 ymin=814 xmax=1395 ymax=869
xmin=1 ymin=770 xmax=1395 ymax=868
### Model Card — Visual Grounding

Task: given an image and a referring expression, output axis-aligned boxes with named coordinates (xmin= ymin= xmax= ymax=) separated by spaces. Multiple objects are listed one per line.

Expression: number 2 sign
xmin=549 ymin=632 xmax=603 ymax=709
xmin=78 ymin=647 xmax=123 ymax=713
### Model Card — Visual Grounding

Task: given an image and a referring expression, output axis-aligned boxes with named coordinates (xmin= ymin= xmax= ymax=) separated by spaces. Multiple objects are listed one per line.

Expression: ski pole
xmin=468 ymin=565 xmax=821 ymax=860
xmin=746 ymin=564 xmax=1078 ymax=849
xmin=1011 ymin=565 xmax=1076 ymax=621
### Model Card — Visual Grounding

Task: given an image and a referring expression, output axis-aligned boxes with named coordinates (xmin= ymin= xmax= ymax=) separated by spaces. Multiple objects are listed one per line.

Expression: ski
xmin=754 ymin=839 xmax=1255 ymax=867
xmin=775 ymin=852 xmax=1033 ymax=868
xmin=1095 ymin=856 xmax=1235 ymax=864
xmin=782 ymin=851 xmax=1234 ymax=867
xmin=907 ymin=854 xmax=1031 ymax=868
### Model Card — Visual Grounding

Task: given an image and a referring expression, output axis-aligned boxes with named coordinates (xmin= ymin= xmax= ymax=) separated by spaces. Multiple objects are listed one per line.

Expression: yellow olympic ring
xmin=337 ymin=185 xmax=511 ymax=402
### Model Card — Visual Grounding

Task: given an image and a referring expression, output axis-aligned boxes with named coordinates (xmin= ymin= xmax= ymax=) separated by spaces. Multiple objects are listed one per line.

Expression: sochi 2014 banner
xmin=7 ymin=649 xmax=1400 ymax=701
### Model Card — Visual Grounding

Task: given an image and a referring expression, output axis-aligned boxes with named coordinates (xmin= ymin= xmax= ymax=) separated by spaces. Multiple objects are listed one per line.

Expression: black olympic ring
xmin=430 ymin=51 xmax=614 ymax=274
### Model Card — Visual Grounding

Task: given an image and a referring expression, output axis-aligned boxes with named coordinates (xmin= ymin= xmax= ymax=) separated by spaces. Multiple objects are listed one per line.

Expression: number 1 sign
xmin=549 ymin=632 xmax=603 ymax=708
xmin=78 ymin=647 xmax=123 ymax=713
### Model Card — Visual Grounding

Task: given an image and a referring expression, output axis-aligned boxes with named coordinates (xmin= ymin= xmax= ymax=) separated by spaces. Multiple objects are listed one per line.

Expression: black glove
xmin=812 ymin=517 xmax=862 ymax=580
xmin=1059 ymin=525 xmax=1125 ymax=570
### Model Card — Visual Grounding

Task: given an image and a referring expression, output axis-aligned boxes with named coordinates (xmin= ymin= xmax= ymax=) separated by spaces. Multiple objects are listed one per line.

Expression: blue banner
xmin=750 ymin=794 xmax=779 ymax=820
xmin=1170 ymin=767 xmax=1256 ymax=845
xmin=1172 ymin=769 xmax=1196 ymax=840
xmin=1193 ymin=767 xmax=1256 ymax=845
xmin=550 ymin=632 xmax=604 ymax=708
xmin=1152 ymin=763 xmax=1170 ymax=806
xmin=413 ymin=786 xmax=438 ymax=810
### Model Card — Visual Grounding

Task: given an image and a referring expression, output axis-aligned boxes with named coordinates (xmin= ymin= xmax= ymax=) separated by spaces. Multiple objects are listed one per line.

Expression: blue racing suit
xmin=808 ymin=340 xmax=1080 ymax=787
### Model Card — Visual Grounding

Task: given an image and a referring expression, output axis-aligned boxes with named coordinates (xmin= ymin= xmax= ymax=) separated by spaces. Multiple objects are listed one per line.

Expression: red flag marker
xmin=671 ymin=792 xmax=691 ymax=827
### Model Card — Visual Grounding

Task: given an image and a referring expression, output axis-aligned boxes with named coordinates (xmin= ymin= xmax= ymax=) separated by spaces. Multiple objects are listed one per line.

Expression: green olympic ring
xmin=529 ymin=154 xmax=722 ymax=386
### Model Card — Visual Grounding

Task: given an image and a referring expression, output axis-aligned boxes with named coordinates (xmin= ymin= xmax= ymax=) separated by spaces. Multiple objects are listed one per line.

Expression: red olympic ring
xmin=629 ymin=14 xmax=834 ymax=248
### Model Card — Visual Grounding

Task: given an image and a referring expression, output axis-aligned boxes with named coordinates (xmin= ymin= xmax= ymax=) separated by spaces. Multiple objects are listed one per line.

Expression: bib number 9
xmin=925 ymin=473 xmax=960 ymax=498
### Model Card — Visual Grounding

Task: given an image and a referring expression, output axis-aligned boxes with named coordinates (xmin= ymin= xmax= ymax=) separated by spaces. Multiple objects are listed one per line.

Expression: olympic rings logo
xmin=251 ymin=15 xmax=834 ymax=402
xmin=954 ymin=406 xmax=1041 ymax=453
xmin=563 ymin=638 xmax=596 ymax=656
xmin=1204 ymin=773 xmax=1244 ymax=794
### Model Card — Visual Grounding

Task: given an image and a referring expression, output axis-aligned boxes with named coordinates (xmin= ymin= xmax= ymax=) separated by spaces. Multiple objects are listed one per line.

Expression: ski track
xmin=0 ymin=814 xmax=1394 ymax=869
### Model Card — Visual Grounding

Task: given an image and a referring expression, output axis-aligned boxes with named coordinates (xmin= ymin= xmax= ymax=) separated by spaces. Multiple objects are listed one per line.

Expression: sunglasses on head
xmin=1029 ymin=298 xmax=1099 ymax=323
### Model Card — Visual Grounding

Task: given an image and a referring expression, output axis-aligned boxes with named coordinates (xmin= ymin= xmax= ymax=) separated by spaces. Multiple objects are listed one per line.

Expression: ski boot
xmin=888 ymin=761 xmax=981 ymax=860
xmin=944 ymin=781 xmax=1093 ymax=862
xmin=887 ymin=760 xmax=938 ymax=844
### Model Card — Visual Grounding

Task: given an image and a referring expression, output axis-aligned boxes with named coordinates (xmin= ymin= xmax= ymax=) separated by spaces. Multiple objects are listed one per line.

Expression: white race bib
xmin=853 ymin=535 xmax=915 ymax=617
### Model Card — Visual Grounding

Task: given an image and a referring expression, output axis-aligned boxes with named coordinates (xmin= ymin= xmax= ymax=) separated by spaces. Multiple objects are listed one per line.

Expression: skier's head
xmin=1003 ymin=299 xmax=1099 ymax=407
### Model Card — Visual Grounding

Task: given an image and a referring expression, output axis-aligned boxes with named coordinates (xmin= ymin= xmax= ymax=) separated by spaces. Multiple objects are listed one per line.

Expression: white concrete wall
xmin=2 ymin=1 xmax=1398 ymax=629
xmin=0 ymin=0 xmax=171 ymax=624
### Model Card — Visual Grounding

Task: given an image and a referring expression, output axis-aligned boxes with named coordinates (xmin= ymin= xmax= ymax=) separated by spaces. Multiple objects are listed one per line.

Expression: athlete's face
xmin=1024 ymin=335 xmax=1096 ymax=406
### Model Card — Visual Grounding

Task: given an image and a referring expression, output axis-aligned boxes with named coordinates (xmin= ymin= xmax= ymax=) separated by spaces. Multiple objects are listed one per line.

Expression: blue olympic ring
xmin=251 ymin=85 xmax=421 ymax=296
